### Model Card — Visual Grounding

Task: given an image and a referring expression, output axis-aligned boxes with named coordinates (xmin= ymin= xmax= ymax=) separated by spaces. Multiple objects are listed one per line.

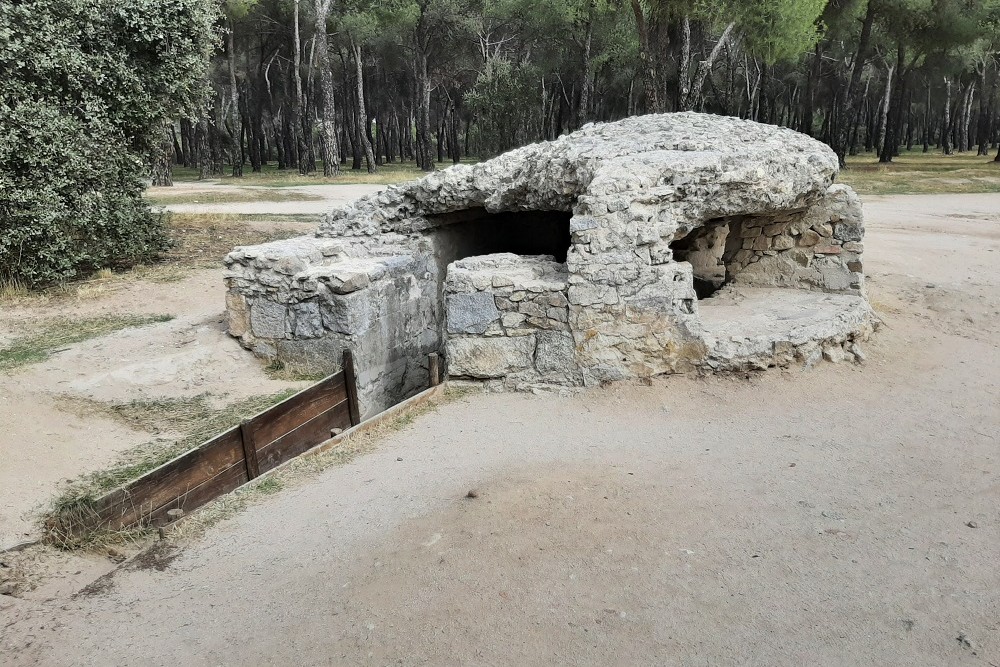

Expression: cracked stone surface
xmin=224 ymin=113 xmax=875 ymax=414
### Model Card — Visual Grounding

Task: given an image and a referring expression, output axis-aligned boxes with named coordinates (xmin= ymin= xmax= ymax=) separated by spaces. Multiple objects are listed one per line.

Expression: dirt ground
xmin=2 ymin=192 xmax=999 ymax=666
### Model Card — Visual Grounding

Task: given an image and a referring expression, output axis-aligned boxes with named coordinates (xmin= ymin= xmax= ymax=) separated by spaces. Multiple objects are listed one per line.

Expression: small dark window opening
xmin=670 ymin=221 xmax=730 ymax=299
xmin=426 ymin=208 xmax=572 ymax=268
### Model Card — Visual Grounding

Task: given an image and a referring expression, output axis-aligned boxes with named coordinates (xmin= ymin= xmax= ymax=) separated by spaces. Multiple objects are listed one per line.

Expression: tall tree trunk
xmin=678 ymin=15 xmax=692 ymax=111
xmin=943 ymin=77 xmax=953 ymax=155
xmin=835 ymin=0 xmax=876 ymax=164
xmin=629 ymin=0 xmax=661 ymax=113
xmin=578 ymin=0 xmax=595 ymax=125
xmin=292 ymin=0 xmax=310 ymax=175
xmin=415 ymin=50 xmax=434 ymax=171
xmin=879 ymin=44 xmax=905 ymax=163
xmin=353 ymin=42 xmax=376 ymax=173
xmin=314 ymin=0 xmax=341 ymax=176
xmin=978 ymin=63 xmax=991 ymax=155
xmin=226 ymin=19 xmax=243 ymax=177
xmin=876 ymin=62 xmax=895 ymax=161
xmin=684 ymin=22 xmax=736 ymax=112
xmin=960 ymin=82 xmax=975 ymax=152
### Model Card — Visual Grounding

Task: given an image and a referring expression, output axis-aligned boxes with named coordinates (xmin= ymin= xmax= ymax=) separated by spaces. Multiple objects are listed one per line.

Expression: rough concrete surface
xmin=1 ymin=192 xmax=999 ymax=666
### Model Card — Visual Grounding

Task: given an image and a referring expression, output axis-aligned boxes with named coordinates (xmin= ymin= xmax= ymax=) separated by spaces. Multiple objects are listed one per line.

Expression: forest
xmin=4 ymin=0 xmax=1000 ymax=285
xmin=173 ymin=0 xmax=1000 ymax=183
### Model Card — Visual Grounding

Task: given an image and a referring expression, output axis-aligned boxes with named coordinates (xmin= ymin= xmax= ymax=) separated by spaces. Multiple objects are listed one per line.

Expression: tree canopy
xmin=0 ymin=0 xmax=216 ymax=285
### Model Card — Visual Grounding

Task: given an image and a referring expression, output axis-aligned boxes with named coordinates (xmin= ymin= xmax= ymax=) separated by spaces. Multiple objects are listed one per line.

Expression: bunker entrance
xmin=670 ymin=220 xmax=730 ymax=299
xmin=427 ymin=208 xmax=573 ymax=268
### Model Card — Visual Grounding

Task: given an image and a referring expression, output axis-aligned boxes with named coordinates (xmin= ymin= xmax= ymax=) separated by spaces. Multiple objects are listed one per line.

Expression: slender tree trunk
xmin=978 ymin=63 xmax=991 ymax=155
xmin=835 ymin=0 xmax=876 ymax=164
xmin=943 ymin=77 xmax=953 ymax=155
xmin=876 ymin=63 xmax=894 ymax=161
xmin=629 ymin=0 xmax=661 ymax=113
xmin=678 ymin=15 xmax=692 ymax=111
xmin=960 ymin=82 xmax=975 ymax=152
xmin=292 ymin=0 xmax=310 ymax=174
xmin=578 ymin=0 xmax=595 ymax=125
xmin=226 ymin=20 xmax=243 ymax=177
xmin=353 ymin=42 xmax=376 ymax=173
xmin=415 ymin=50 xmax=434 ymax=171
xmin=314 ymin=0 xmax=340 ymax=176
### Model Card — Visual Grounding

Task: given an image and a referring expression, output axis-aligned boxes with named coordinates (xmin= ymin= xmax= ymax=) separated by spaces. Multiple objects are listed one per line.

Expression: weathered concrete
xmin=224 ymin=113 xmax=875 ymax=412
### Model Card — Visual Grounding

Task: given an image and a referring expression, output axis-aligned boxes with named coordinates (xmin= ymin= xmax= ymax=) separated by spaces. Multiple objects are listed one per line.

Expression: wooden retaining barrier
xmin=57 ymin=350 xmax=364 ymax=537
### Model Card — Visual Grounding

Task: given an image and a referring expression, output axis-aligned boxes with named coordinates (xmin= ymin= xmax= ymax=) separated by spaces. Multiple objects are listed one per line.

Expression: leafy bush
xmin=0 ymin=0 xmax=216 ymax=286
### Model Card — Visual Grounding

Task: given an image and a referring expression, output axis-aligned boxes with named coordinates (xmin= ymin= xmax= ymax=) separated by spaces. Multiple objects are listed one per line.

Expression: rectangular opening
xmin=426 ymin=208 xmax=573 ymax=267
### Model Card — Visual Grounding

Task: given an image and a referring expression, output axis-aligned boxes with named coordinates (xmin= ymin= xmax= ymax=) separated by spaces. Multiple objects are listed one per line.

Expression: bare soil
xmin=2 ymin=193 xmax=999 ymax=666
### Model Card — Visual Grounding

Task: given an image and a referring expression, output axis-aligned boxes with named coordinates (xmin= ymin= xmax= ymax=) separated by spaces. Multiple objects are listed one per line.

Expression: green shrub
xmin=0 ymin=0 xmax=216 ymax=286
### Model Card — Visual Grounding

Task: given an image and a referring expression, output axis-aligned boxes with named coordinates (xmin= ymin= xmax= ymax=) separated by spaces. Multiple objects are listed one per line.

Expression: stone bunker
xmin=224 ymin=113 xmax=876 ymax=417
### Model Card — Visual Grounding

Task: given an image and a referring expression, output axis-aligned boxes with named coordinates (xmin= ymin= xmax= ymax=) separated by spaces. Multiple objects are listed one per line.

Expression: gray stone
xmin=446 ymin=336 xmax=536 ymax=378
xmin=535 ymin=331 xmax=577 ymax=375
xmin=447 ymin=292 xmax=501 ymax=334
xmin=292 ymin=301 xmax=323 ymax=339
xmin=250 ymin=300 xmax=287 ymax=339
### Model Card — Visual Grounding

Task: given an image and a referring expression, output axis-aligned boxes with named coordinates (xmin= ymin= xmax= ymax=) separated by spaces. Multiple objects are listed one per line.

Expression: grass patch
xmin=841 ymin=151 xmax=1000 ymax=195
xmin=0 ymin=314 xmax=174 ymax=372
xmin=263 ymin=359 xmax=329 ymax=383
xmin=44 ymin=390 xmax=298 ymax=550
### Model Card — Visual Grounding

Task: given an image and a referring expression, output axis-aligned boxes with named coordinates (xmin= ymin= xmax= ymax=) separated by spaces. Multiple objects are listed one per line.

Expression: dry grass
xmin=172 ymin=161 xmax=439 ymax=187
xmin=44 ymin=390 xmax=298 ymax=550
xmin=841 ymin=151 xmax=1000 ymax=195
xmin=0 ymin=314 xmax=174 ymax=372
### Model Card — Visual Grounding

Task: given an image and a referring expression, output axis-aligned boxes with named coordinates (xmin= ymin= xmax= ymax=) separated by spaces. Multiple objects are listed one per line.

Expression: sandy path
xmin=158 ymin=182 xmax=385 ymax=215
xmin=2 ymin=193 xmax=999 ymax=665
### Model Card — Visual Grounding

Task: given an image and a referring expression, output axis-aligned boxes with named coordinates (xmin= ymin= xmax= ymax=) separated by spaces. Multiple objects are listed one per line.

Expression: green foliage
xmin=0 ymin=0 xmax=217 ymax=286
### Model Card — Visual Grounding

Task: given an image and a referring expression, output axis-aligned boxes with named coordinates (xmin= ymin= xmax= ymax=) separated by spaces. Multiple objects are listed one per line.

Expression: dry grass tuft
xmin=0 ymin=314 xmax=174 ymax=372
xmin=44 ymin=390 xmax=297 ymax=550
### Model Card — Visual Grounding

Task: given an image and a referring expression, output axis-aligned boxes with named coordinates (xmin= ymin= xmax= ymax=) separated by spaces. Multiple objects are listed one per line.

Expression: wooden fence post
xmin=239 ymin=420 xmax=260 ymax=480
xmin=428 ymin=353 xmax=440 ymax=387
xmin=343 ymin=349 xmax=362 ymax=426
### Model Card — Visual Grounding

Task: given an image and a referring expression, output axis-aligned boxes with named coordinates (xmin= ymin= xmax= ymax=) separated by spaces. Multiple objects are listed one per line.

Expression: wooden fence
xmin=57 ymin=350 xmax=362 ymax=537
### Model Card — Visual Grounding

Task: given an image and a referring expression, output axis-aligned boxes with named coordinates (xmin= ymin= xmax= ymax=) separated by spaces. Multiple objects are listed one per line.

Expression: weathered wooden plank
xmin=247 ymin=372 xmax=347 ymax=448
xmin=428 ymin=353 xmax=440 ymax=387
xmin=239 ymin=421 xmax=260 ymax=480
xmin=343 ymin=349 xmax=361 ymax=426
xmin=146 ymin=461 xmax=249 ymax=527
xmin=91 ymin=427 xmax=244 ymax=530
xmin=80 ymin=362 xmax=360 ymax=533
xmin=255 ymin=399 xmax=352 ymax=474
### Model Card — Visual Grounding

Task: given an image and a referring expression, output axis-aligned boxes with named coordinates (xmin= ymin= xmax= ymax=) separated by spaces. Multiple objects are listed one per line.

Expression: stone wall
xmin=224 ymin=235 xmax=442 ymax=418
xmin=723 ymin=185 xmax=864 ymax=294
xmin=444 ymin=254 xmax=580 ymax=389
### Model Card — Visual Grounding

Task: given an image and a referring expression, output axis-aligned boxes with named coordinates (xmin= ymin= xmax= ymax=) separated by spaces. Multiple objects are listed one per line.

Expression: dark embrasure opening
xmin=426 ymin=208 xmax=572 ymax=266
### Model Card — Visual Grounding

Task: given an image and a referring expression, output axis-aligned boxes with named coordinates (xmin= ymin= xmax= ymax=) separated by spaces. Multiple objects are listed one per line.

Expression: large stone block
xmin=250 ymin=300 xmax=287 ymax=339
xmin=446 ymin=292 xmax=501 ymax=334
xmin=446 ymin=336 xmax=536 ymax=378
